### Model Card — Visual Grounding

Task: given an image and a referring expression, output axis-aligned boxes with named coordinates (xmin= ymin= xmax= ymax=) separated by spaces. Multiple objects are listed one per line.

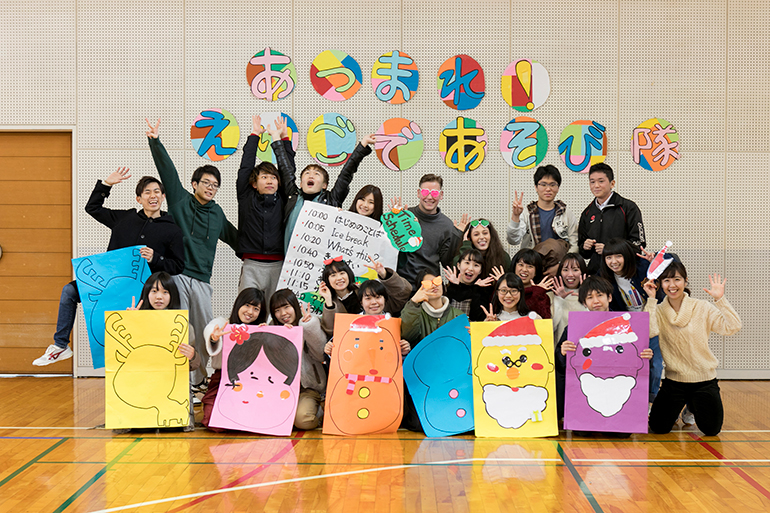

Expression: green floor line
xmin=554 ymin=441 xmax=604 ymax=513
xmin=0 ymin=438 xmax=69 ymax=488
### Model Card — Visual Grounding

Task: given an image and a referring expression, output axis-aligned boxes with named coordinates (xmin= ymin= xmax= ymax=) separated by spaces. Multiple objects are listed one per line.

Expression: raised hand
xmin=642 ymin=278 xmax=658 ymax=298
xmin=145 ymin=118 xmax=160 ymax=139
xmin=480 ymin=303 xmax=497 ymax=322
xmin=704 ymin=274 xmax=726 ymax=300
xmin=388 ymin=196 xmax=407 ymax=212
xmin=475 ymin=276 xmax=495 ymax=287
xmin=361 ymin=134 xmax=376 ymax=147
xmin=266 ymin=123 xmax=281 ymax=142
xmin=300 ymin=302 xmax=313 ymax=323
xmin=511 ymin=190 xmax=524 ymax=220
xmin=274 ymin=115 xmax=287 ymax=138
xmin=489 ymin=266 xmax=505 ymax=283
xmin=127 ymin=296 xmax=143 ymax=310
xmin=411 ymin=287 xmax=429 ymax=304
xmin=252 ymin=114 xmax=265 ymax=136
xmin=318 ymin=282 xmax=333 ymax=306
xmin=364 ymin=255 xmax=387 ymax=279
xmin=637 ymin=246 xmax=655 ymax=262
xmin=443 ymin=265 xmax=460 ymax=285
xmin=210 ymin=324 xmax=225 ymax=343
xmin=553 ymin=277 xmax=573 ymax=299
xmin=454 ymin=213 xmax=470 ymax=233
xmin=104 ymin=166 xmax=132 ymax=187
xmin=535 ymin=276 xmax=555 ymax=291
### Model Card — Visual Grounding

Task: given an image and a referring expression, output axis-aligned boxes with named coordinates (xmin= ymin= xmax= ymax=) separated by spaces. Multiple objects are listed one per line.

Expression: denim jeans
xmin=648 ymin=335 xmax=663 ymax=403
xmin=53 ymin=280 xmax=80 ymax=349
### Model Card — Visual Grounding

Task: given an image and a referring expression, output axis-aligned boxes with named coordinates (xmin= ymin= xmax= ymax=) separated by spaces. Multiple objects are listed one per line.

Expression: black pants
xmin=649 ymin=378 xmax=723 ymax=436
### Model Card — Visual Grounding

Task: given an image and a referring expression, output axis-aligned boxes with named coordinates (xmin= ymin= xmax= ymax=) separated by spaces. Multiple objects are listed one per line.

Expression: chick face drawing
xmin=474 ymin=314 xmax=554 ymax=429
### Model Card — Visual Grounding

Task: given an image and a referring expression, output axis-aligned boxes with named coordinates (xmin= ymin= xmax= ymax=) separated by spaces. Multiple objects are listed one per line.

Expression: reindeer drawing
xmin=105 ymin=311 xmax=190 ymax=427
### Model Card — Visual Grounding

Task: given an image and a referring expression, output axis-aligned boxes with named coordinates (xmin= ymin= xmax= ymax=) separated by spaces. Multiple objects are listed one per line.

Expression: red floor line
xmin=688 ymin=432 xmax=770 ymax=501
xmin=166 ymin=430 xmax=306 ymax=513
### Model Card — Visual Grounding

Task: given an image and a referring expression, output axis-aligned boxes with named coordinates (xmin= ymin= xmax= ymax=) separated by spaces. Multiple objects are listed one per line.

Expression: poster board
xmin=104 ymin=310 xmax=190 ymax=429
xmin=564 ymin=312 xmax=650 ymax=434
xmin=209 ymin=325 xmax=303 ymax=436
xmin=471 ymin=315 xmax=558 ymax=438
xmin=403 ymin=315 xmax=473 ymax=437
xmin=72 ymin=246 xmax=151 ymax=369
xmin=278 ymin=203 xmax=398 ymax=311
xmin=323 ymin=314 xmax=403 ymax=436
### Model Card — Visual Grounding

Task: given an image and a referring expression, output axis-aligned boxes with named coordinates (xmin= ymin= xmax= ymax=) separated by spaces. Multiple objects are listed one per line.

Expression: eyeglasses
xmin=497 ymin=288 xmax=520 ymax=297
xmin=421 ymin=276 xmax=443 ymax=290
xmin=419 ymin=188 xmax=441 ymax=198
xmin=323 ymin=255 xmax=344 ymax=265
xmin=199 ymin=180 xmax=220 ymax=190
xmin=502 ymin=354 xmax=527 ymax=368
xmin=537 ymin=182 xmax=559 ymax=189
xmin=470 ymin=219 xmax=489 ymax=228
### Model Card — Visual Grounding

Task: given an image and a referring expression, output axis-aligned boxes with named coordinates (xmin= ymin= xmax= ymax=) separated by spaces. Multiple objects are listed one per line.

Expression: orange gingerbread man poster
xmin=323 ymin=314 xmax=403 ymax=435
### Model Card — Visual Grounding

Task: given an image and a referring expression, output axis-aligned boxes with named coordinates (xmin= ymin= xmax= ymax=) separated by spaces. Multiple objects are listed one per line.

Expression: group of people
xmin=34 ymin=115 xmax=741 ymax=437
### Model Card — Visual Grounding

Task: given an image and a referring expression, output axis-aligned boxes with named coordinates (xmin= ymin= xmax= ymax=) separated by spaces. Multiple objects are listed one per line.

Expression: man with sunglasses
xmin=146 ymin=118 xmax=238 ymax=387
xmin=396 ymin=174 xmax=461 ymax=288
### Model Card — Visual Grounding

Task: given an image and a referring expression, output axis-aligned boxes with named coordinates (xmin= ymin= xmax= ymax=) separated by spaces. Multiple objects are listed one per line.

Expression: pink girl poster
xmin=209 ymin=325 xmax=303 ymax=436
xmin=565 ymin=312 xmax=649 ymax=433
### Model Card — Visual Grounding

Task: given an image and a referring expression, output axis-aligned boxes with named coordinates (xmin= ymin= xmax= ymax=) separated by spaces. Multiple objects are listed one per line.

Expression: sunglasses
xmin=419 ymin=188 xmax=441 ymax=198
xmin=470 ymin=219 xmax=489 ymax=228
xmin=421 ymin=276 xmax=443 ymax=290
xmin=323 ymin=255 xmax=344 ymax=265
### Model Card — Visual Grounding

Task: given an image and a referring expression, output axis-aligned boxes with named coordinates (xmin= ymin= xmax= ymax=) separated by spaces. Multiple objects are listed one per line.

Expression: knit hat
xmin=579 ymin=313 xmax=638 ymax=349
xmin=349 ymin=314 xmax=390 ymax=333
xmin=482 ymin=312 xmax=541 ymax=347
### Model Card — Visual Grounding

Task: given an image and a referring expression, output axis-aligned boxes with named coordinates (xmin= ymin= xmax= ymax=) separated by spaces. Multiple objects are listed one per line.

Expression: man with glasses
xmin=396 ymin=174 xmax=461 ymax=288
xmin=146 ymin=118 xmax=238 ymax=388
xmin=507 ymin=165 xmax=578 ymax=276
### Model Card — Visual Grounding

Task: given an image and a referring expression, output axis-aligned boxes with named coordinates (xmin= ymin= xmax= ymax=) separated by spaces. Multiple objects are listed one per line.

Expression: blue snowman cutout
xmin=403 ymin=315 xmax=474 ymax=437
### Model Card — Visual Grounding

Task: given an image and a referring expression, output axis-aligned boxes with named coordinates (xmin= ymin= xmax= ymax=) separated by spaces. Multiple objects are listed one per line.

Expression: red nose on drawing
xmin=583 ymin=359 xmax=592 ymax=370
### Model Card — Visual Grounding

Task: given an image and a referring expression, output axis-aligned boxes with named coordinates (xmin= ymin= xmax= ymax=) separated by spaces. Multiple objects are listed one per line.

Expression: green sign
xmin=381 ymin=208 xmax=423 ymax=253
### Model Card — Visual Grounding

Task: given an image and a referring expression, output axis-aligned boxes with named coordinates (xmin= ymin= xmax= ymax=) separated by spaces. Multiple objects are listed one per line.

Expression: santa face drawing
xmin=474 ymin=314 xmax=554 ymax=429
xmin=570 ymin=313 xmax=643 ymax=417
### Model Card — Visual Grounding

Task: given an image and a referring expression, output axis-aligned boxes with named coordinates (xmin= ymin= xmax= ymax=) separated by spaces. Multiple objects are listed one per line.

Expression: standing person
xmin=274 ymin=132 xmax=375 ymax=252
xmin=146 ymin=118 xmax=238 ymax=389
xmin=33 ymin=168 xmax=185 ymax=366
xmin=236 ymin=115 xmax=294 ymax=303
xmin=396 ymin=174 xmax=463 ymax=287
xmin=578 ymin=163 xmax=646 ymax=274
xmin=507 ymin=165 xmax=578 ymax=276
xmin=643 ymin=264 xmax=741 ymax=436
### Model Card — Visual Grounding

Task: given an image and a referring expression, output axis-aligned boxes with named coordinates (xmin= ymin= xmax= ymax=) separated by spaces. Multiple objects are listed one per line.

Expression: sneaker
xmin=192 ymin=396 xmax=202 ymax=405
xmin=33 ymin=345 xmax=73 ymax=366
xmin=191 ymin=379 xmax=208 ymax=394
xmin=681 ymin=407 xmax=695 ymax=425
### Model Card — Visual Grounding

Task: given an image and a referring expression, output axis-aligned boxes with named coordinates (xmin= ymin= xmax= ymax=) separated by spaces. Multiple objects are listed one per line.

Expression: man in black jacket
xmin=33 ymin=168 xmax=185 ymax=366
xmin=578 ymin=163 xmax=646 ymax=275
xmin=236 ymin=115 xmax=294 ymax=301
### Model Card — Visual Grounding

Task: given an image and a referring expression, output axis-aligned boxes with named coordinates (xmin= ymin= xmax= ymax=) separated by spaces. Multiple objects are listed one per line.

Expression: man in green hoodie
xmin=146 ymin=118 xmax=238 ymax=387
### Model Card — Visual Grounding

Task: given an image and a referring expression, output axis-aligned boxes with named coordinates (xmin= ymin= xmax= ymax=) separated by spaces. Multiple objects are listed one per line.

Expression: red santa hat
xmin=349 ymin=314 xmax=391 ymax=333
xmin=482 ymin=312 xmax=542 ymax=347
xmin=579 ymin=313 xmax=638 ymax=349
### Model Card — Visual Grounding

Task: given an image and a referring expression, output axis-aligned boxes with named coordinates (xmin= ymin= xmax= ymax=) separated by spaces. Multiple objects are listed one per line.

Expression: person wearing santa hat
xmin=556 ymin=276 xmax=653 ymax=424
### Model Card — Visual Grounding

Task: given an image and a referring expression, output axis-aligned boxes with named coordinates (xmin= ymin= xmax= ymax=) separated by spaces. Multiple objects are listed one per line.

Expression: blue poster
xmin=403 ymin=315 xmax=474 ymax=437
xmin=72 ymin=246 xmax=151 ymax=368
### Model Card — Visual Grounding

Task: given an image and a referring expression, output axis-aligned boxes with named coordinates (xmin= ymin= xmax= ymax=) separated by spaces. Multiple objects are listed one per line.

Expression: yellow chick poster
xmin=471 ymin=314 xmax=558 ymax=438
xmin=104 ymin=310 xmax=191 ymax=429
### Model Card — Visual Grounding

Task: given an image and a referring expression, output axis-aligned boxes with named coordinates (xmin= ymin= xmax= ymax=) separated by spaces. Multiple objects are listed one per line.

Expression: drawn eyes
xmin=615 ymin=345 xmax=624 ymax=354
xmin=582 ymin=348 xmax=592 ymax=357
xmin=354 ymin=344 xmax=359 ymax=349
xmin=268 ymin=376 xmax=274 ymax=384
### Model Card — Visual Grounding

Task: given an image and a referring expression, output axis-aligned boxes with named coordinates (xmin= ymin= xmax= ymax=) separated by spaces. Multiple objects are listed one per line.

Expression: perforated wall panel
xmin=1 ymin=0 xmax=767 ymax=377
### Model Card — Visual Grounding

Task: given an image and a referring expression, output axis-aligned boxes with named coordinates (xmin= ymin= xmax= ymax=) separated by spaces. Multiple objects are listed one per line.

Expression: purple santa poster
xmin=564 ymin=312 xmax=649 ymax=433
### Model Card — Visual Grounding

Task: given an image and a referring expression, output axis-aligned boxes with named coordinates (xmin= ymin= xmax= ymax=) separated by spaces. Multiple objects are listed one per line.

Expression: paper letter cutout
xmin=306 ymin=113 xmax=357 ymax=167
xmin=375 ymin=118 xmax=424 ymax=171
xmin=190 ymin=109 xmax=240 ymax=161
xmin=209 ymin=325 xmax=303 ymax=436
xmin=403 ymin=315 xmax=474 ymax=437
xmin=565 ymin=312 xmax=649 ymax=434
xmin=105 ymin=310 xmax=190 ymax=429
xmin=323 ymin=314 xmax=403 ymax=436
xmin=471 ymin=315 xmax=558 ymax=438
xmin=72 ymin=246 xmax=151 ymax=369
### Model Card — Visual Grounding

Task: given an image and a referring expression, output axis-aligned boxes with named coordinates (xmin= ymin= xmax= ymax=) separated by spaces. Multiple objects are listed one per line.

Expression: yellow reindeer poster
xmin=104 ymin=310 xmax=191 ymax=429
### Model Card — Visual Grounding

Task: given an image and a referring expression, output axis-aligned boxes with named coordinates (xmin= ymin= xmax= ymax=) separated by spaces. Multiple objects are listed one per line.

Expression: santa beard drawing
xmin=578 ymin=373 xmax=636 ymax=417
xmin=482 ymin=384 xmax=548 ymax=429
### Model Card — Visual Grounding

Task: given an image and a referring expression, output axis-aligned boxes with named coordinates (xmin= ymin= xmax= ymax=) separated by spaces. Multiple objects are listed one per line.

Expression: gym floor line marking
xmin=86 ymin=457 xmax=587 ymax=513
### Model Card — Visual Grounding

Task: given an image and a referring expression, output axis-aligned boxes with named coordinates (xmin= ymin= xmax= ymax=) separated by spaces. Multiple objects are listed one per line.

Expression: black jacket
xmin=578 ymin=192 xmax=646 ymax=274
xmin=275 ymin=141 xmax=372 ymax=221
xmin=236 ymin=135 xmax=293 ymax=257
xmin=85 ymin=180 xmax=185 ymax=275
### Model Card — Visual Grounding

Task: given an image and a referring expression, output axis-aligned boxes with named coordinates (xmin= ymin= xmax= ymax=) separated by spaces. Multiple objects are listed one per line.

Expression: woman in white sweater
xmin=643 ymin=262 xmax=741 ymax=436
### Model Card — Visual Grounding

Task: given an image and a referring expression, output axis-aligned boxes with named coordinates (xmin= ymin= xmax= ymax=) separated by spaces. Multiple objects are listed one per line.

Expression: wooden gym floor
xmin=2 ymin=378 xmax=770 ymax=513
